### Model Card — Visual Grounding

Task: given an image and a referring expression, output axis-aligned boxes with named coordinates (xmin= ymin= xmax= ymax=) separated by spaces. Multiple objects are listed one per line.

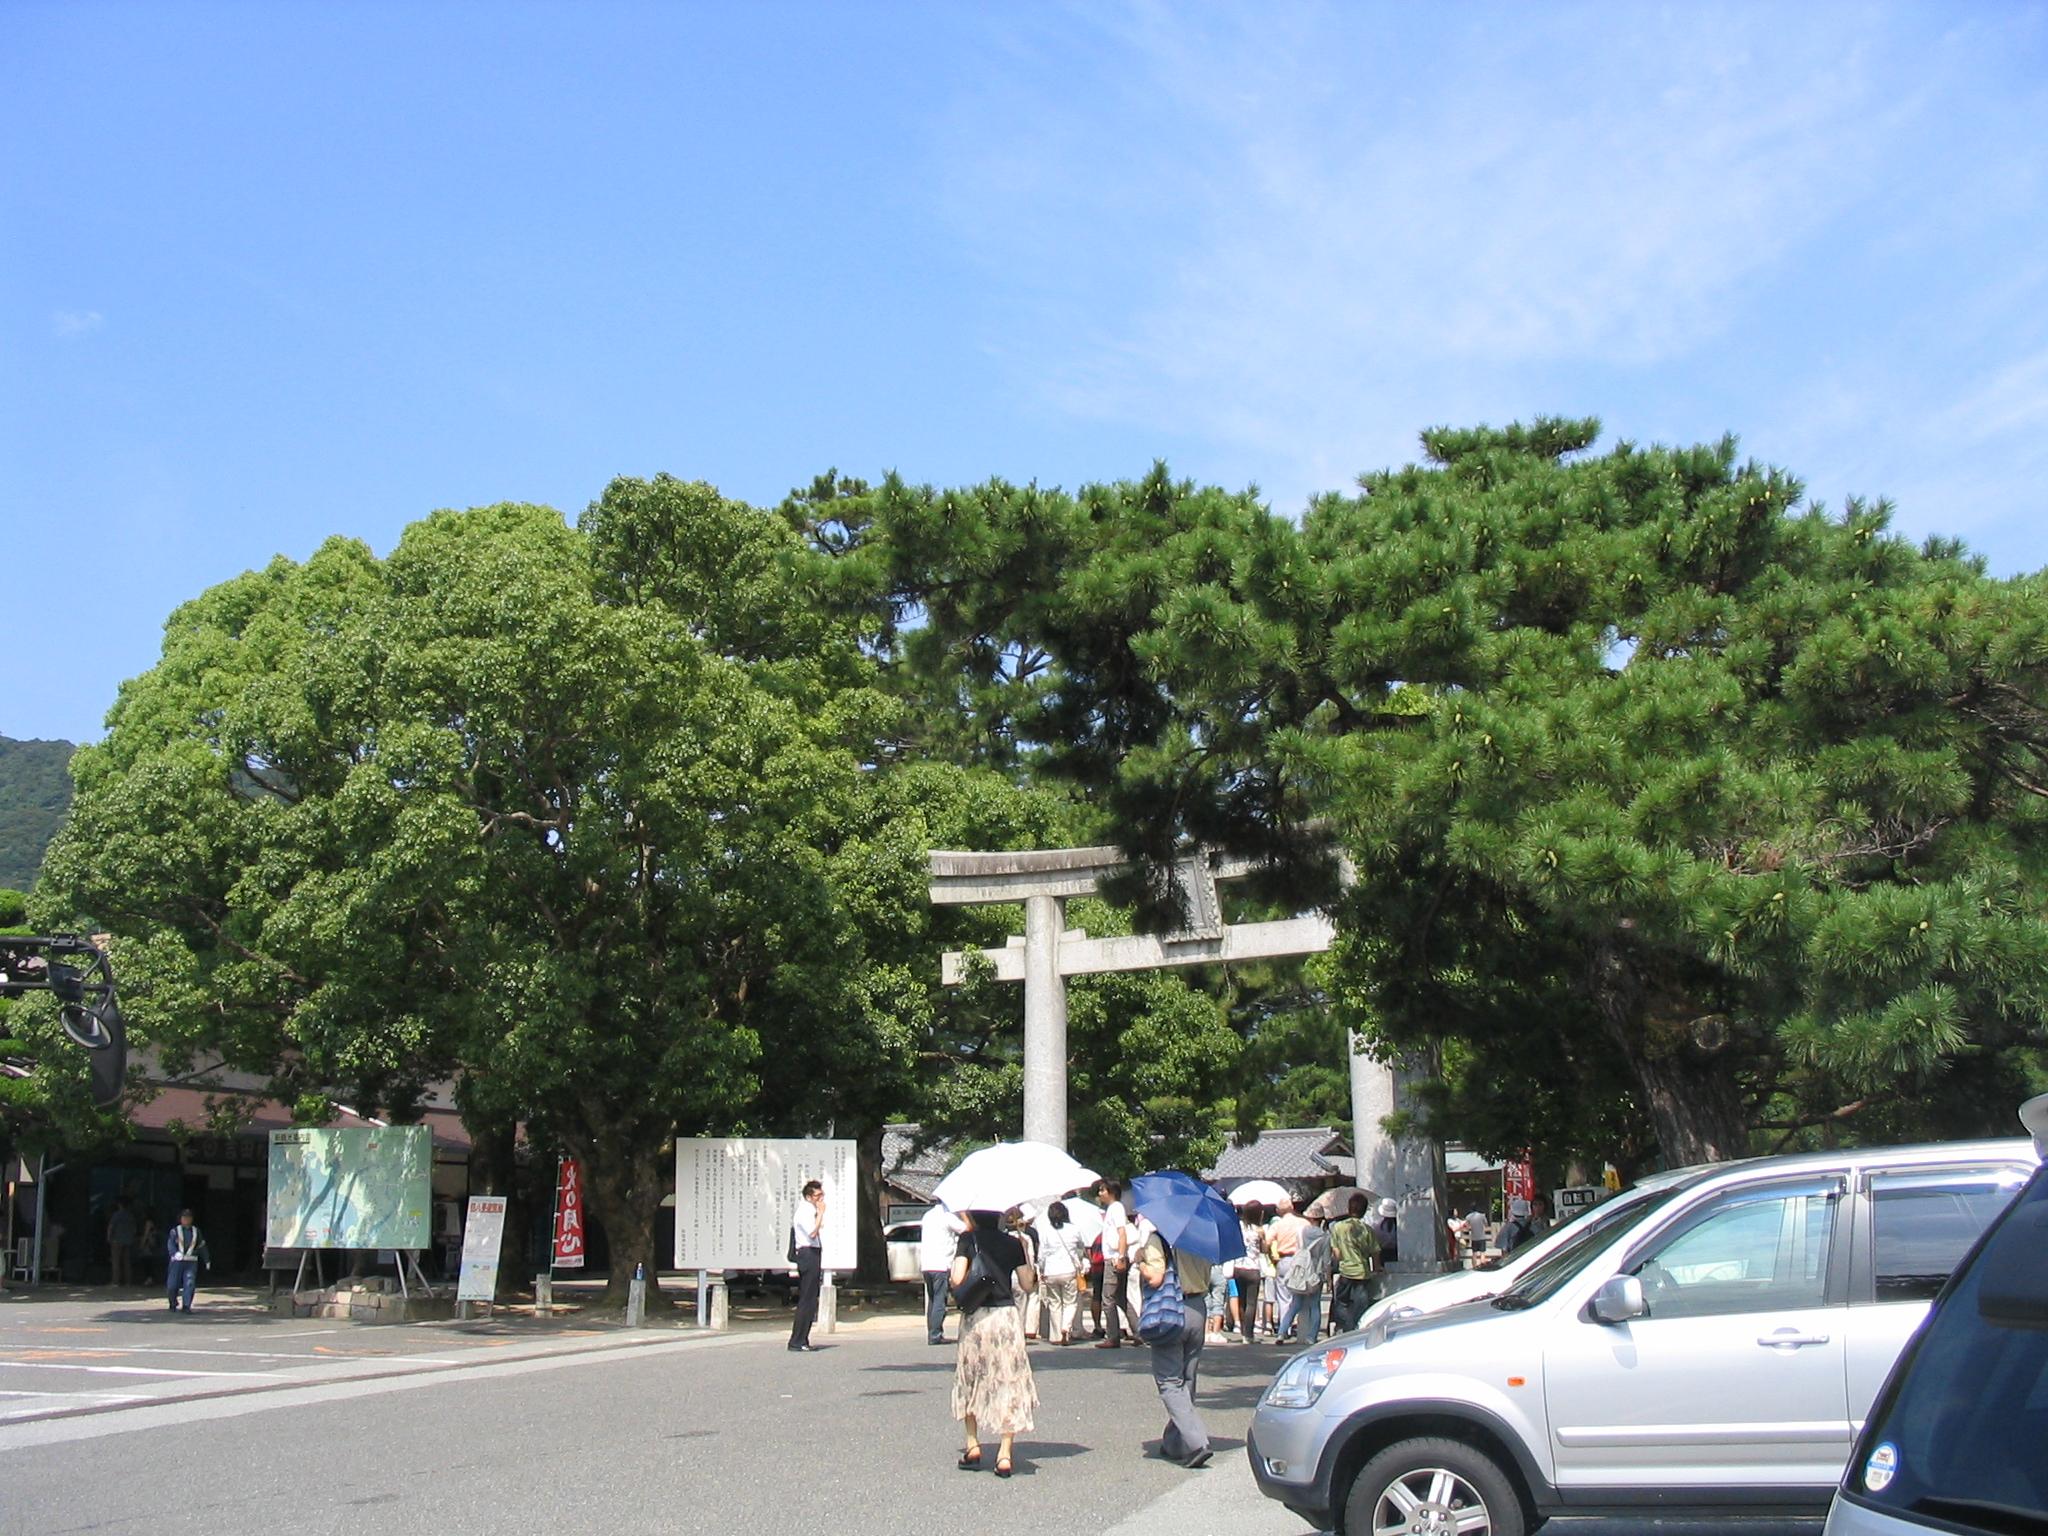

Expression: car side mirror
xmin=1589 ymin=1274 xmax=1647 ymax=1324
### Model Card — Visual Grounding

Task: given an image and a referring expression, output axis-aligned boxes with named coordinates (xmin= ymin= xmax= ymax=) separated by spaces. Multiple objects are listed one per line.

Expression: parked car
xmin=1249 ymin=1136 xmax=2037 ymax=1536
xmin=883 ymin=1221 xmax=924 ymax=1281
xmin=1354 ymin=1170 xmax=1696 ymax=1332
xmin=1822 ymin=1097 xmax=2048 ymax=1536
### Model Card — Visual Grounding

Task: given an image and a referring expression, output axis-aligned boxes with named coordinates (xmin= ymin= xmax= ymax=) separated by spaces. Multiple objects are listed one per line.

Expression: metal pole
xmin=696 ymin=1267 xmax=709 ymax=1329
xmin=29 ymin=1153 xmax=45 ymax=1287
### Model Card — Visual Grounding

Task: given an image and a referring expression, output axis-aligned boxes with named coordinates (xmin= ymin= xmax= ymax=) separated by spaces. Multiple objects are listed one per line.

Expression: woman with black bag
xmin=949 ymin=1207 xmax=1039 ymax=1478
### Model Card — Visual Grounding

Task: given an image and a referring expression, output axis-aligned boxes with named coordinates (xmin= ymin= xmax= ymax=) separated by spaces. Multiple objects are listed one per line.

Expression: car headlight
xmin=1263 ymin=1347 xmax=1348 ymax=1409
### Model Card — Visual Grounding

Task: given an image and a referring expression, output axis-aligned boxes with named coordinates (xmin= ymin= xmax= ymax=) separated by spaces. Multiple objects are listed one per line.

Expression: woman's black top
xmin=958 ymin=1227 xmax=1027 ymax=1307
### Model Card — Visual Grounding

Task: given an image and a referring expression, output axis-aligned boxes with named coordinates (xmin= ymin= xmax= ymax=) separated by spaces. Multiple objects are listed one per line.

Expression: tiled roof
xmin=1204 ymin=1125 xmax=1352 ymax=1183
xmin=881 ymin=1122 xmax=956 ymax=1202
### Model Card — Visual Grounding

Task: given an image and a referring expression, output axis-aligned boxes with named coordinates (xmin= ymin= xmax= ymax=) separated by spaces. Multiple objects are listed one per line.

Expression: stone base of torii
xmin=929 ymin=843 xmax=1451 ymax=1273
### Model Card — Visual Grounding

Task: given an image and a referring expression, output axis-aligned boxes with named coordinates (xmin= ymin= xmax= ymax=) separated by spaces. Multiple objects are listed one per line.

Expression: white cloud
xmin=51 ymin=309 xmax=105 ymax=337
xmin=1932 ymin=349 xmax=2048 ymax=446
xmin=932 ymin=5 xmax=2046 ymax=524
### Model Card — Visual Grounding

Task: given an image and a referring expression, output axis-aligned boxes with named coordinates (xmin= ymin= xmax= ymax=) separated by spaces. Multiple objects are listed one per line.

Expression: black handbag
xmin=949 ymin=1232 xmax=1008 ymax=1313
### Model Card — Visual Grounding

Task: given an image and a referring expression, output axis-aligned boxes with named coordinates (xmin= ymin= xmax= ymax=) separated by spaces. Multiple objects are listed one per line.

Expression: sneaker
xmin=1181 ymin=1447 xmax=1214 ymax=1470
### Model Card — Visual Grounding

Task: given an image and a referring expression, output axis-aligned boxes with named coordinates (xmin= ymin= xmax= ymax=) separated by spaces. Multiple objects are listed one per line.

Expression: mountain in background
xmin=0 ymin=735 xmax=75 ymax=891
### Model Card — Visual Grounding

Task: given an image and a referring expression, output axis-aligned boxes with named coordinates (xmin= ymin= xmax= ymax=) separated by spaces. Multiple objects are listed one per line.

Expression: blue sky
xmin=6 ymin=2 xmax=2045 ymax=745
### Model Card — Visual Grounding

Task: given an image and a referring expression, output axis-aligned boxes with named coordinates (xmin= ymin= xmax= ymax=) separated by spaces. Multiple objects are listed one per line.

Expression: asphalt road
xmin=1 ymin=1289 xmax=1827 ymax=1536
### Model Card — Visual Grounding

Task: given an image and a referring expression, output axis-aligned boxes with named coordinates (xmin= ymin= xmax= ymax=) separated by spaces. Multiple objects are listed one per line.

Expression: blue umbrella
xmin=1128 ymin=1170 xmax=1248 ymax=1265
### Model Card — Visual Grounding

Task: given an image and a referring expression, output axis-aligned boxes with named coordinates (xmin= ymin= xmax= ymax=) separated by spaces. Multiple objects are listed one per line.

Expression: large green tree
xmin=860 ymin=428 xmax=2048 ymax=1167
xmin=40 ymin=485 xmax=926 ymax=1301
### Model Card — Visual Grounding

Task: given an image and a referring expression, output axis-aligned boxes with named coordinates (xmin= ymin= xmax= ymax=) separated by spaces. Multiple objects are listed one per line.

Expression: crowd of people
xmin=783 ymin=1173 xmax=1558 ymax=1480
xmin=886 ymin=1176 xmax=1468 ymax=1480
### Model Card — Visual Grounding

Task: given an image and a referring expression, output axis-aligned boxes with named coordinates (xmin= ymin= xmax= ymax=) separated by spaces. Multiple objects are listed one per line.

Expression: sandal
xmin=994 ymin=1457 xmax=1014 ymax=1478
xmin=957 ymin=1447 xmax=983 ymax=1470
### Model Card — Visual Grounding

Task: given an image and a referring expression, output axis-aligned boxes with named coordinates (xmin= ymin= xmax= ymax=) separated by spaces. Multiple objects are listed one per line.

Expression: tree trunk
xmin=853 ymin=1123 xmax=888 ymax=1283
xmin=574 ymin=1123 xmax=670 ymax=1313
xmin=1588 ymin=938 xmax=1752 ymax=1166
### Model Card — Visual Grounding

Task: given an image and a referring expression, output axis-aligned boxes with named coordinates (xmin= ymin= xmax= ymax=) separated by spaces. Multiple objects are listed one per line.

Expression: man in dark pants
xmin=1093 ymin=1179 xmax=1138 ymax=1348
xmin=1328 ymin=1192 xmax=1381 ymax=1333
xmin=919 ymin=1204 xmax=963 ymax=1344
xmin=788 ymin=1180 xmax=826 ymax=1352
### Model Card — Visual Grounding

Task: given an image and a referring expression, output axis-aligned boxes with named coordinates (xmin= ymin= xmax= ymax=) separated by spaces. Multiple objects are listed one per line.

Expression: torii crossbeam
xmin=929 ymin=844 xmax=1335 ymax=1150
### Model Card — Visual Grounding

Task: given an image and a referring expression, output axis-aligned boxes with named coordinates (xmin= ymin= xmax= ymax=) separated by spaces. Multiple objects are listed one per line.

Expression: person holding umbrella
xmin=927 ymin=1141 xmax=1093 ymax=1479
xmin=948 ymin=1208 xmax=1039 ymax=1477
xmin=1127 ymin=1171 xmax=1247 ymax=1471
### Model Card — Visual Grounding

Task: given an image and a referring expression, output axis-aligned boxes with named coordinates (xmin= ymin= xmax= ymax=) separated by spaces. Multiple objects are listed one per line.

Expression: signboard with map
xmin=267 ymin=1126 xmax=433 ymax=1250
xmin=673 ymin=1137 xmax=856 ymax=1272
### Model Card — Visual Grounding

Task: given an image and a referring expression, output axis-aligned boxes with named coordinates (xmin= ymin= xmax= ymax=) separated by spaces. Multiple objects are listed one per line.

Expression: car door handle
xmin=1757 ymin=1330 xmax=1830 ymax=1349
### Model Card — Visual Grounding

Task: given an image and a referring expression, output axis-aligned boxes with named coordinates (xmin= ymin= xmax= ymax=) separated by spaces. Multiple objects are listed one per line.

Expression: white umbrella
xmin=933 ymin=1141 xmax=1098 ymax=1215
xmin=1229 ymin=1178 xmax=1294 ymax=1208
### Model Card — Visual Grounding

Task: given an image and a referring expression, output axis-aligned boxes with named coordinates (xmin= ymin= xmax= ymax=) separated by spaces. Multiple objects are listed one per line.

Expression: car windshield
xmin=1847 ymin=1165 xmax=2048 ymax=1534
xmin=1493 ymin=1180 xmax=1692 ymax=1309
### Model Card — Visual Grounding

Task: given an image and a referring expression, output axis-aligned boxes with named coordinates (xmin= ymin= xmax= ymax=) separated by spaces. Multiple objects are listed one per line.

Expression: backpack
xmin=1284 ymin=1230 xmax=1330 ymax=1295
xmin=1136 ymin=1239 xmax=1185 ymax=1342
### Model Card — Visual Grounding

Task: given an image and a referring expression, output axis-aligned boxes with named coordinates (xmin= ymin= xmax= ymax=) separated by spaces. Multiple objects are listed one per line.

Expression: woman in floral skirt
xmin=949 ymin=1206 xmax=1040 ymax=1477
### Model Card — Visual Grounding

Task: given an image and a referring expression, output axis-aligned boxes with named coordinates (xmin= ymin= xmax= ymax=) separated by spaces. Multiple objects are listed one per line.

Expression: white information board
xmin=456 ymin=1195 xmax=508 ymax=1302
xmin=673 ymin=1138 xmax=857 ymax=1272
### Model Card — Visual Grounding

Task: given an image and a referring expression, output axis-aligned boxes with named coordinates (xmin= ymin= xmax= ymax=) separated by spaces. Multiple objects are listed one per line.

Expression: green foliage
xmin=0 ymin=736 xmax=74 ymax=890
xmin=34 ymin=485 xmax=942 ymax=1295
xmin=870 ymin=425 xmax=2048 ymax=1168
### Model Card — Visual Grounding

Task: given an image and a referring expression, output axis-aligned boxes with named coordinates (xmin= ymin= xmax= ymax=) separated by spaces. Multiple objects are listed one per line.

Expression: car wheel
xmin=1343 ymin=1436 xmax=1525 ymax=1536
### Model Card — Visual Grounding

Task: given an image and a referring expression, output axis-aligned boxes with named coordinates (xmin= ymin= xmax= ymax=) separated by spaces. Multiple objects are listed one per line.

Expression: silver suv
xmin=1249 ymin=1138 xmax=2036 ymax=1536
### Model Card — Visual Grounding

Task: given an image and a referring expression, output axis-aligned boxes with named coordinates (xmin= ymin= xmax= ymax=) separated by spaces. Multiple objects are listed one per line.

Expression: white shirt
xmin=1101 ymin=1200 xmax=1131 ymax=1260
xmin=793 ymin=1200 xmax=822 ymax=1250
xmin=1463 ymin=1209 xmax=1490 ymax=1247
xmin=1034 ymin=1214 xmax=1084 ymax=1279
xmin=918 ymin=1206 xmax=961 ymax=1273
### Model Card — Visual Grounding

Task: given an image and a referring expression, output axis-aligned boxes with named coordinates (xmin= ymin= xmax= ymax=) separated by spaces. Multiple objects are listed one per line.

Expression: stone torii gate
xmin=930 ymin=844 xmax=1335 ymax=1150
xmin=928 ymin=842 xmax=1449 ymax=1271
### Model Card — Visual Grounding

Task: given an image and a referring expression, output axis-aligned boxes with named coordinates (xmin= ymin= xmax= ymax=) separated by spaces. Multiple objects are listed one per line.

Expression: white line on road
xmin=2 ymin=1363 xmax=287 ymax=1381
xmin=33 ymin=1345 xmax=464 ymax=1365
xmin=0 ymin=1329 xmax=754 ymax=1448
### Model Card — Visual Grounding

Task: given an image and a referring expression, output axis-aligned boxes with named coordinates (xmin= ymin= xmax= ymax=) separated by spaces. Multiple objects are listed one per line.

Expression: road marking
xmin=0 ymin=1329 xmax=757 ymax=1446
xmin=0 ymin=1362 xmax=288 ymax=1379
xmin=5 ymin=1345 xmax=464 ymax=1365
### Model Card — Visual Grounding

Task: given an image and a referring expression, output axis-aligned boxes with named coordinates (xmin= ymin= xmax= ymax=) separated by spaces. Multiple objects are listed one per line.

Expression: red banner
xmin=1502 ymin=1155 xmax=1536 ymax=1203
xmin=551 ymin=1157 xmax=587 ymax=1269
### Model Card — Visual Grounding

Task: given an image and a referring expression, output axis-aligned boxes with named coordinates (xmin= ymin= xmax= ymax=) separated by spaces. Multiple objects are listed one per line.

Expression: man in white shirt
xmin=1093 ymin=1179 xmax=1141 ymax=1348
xmin=788 ymin=1180 xmax=826 ymax=1352
xmin=919 ymin=1204 xmax=964 ymax=1345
